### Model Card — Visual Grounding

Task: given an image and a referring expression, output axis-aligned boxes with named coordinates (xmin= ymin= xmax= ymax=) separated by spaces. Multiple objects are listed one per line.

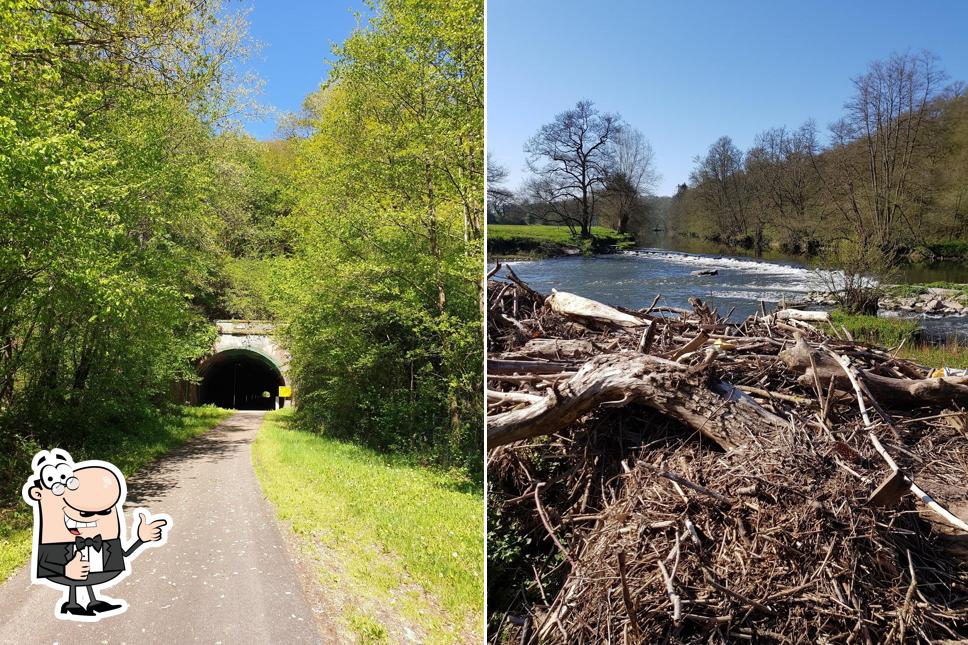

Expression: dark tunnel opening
xmin=199 ymin=349 xmax=285 ymax=410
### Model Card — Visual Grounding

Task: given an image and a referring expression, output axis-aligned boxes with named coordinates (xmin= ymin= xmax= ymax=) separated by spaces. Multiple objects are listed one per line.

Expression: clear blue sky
xmin=237 ymin=1 xmax=363 ymax=139
xmin=487 ymin=1 xmax=968 ymax=196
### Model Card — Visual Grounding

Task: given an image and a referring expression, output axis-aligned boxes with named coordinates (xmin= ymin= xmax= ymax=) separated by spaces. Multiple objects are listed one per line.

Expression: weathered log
xmin=546 ymin=290 xmax=646 ymax=328
xmin=670 ymin=332 xmax=709 ymax=360
xmin=488 ymin=358 xmax=578 ymax=375
xmin=762 ymin=309 xmax=831 ymax=323
xmin=486 ymin=389 xmax=544 ymax=404
xmin=637 ymin=320 xmax=656 ymax=353
xmin=519 ymin=338 xmax=596 ymax=360
xmin=487 ymin=352 xmax=786 ymax=450
xmin=779 ymin=336 xmax=968 ymax=408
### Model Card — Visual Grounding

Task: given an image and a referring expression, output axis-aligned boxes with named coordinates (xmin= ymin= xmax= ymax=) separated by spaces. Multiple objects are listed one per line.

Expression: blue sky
xmin=487 ymin=1 xmax=968 ymax=196
xmin=237 ymin=1 xmax=363 ymax=139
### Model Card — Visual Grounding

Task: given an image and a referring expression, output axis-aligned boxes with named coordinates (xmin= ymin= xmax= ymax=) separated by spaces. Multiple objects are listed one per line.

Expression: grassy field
xmin=0 ymin=405 xmax=233 ymax=583
xmin=488 ymin=224 xmax=634 ymax=257
xmin=252 ymin=409 xmax=484 ymax=644
xmin=488 ymin=224 xmax=630 ymax=244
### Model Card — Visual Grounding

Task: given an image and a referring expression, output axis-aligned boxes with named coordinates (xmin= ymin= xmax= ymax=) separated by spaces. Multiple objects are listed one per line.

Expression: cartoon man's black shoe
xmin=88 ymin=600 xmax=123 ymax=613
xmin=61 ymin=602 xmax=95 ymax=616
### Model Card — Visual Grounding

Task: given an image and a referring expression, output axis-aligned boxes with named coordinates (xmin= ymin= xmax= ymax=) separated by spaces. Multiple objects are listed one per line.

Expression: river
xmin=501 ymin=244 xmax=968 ymax=341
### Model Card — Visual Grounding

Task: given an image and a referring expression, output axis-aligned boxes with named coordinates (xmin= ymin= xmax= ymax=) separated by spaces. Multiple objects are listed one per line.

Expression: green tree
xmin=278 ymin=0 xmax=484 ymax=473
xmin=0 ymin=1 xmax=250 ymax=465
xmin=524 ymin=100 xmax=621 ymax=238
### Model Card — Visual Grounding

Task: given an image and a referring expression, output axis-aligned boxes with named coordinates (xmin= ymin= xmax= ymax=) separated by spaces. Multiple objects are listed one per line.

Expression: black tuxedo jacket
xmin=36 ymin=538 xmax=143 ymax=579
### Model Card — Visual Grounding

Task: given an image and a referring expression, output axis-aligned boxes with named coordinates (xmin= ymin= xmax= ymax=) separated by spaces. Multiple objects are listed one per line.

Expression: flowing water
xmin=499 ymin=245 xmax=968 ymax=341
xmin=505 ymin=250 xmax=825 ymax=319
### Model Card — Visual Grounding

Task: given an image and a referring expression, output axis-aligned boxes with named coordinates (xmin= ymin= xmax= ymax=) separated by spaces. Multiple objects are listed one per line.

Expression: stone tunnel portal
xmin=198 ymin=349 xmax=285 ymax=410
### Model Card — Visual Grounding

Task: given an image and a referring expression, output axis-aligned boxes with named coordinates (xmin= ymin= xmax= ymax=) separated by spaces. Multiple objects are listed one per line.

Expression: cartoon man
xmin=22 ymin=449 xmax=171 ymax=620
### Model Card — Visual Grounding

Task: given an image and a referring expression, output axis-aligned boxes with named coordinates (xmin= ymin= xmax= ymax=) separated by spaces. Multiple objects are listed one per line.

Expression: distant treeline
xmin=491 ymin=52 xmax=968 ymax=268
xmin=670 ymin=52 xmax=967 ymax=261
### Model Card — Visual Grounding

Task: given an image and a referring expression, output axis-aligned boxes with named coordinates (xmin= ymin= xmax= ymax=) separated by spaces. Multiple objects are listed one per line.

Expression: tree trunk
xmin=487 ymin=352 xmax=786 ymax=449
xmin=618 ymin=210 xmax=629 ymax=235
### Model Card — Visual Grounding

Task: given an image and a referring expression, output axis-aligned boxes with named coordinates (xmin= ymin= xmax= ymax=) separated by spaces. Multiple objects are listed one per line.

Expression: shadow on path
xmin=125 ymin=414 xmax=256 ymax=507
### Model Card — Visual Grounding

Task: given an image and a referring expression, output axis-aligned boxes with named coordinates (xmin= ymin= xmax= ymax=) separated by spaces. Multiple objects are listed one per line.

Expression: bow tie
xmin=75 ymin=535 xmax=102 ymax=552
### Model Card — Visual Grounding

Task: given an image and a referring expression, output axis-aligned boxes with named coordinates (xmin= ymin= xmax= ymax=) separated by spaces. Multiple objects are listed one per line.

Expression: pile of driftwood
xmin=487 ymin=265 xmax=968 ymax=644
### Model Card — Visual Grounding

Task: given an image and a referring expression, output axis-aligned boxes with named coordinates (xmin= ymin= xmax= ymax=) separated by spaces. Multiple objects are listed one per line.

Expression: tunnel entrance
xmin=198 ymin=349 xmax=285 ymax=410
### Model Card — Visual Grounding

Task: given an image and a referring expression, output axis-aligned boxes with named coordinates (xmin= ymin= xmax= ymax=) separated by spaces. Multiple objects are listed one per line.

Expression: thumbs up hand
xmin=65 ymin=550 xmax=89 ymax=580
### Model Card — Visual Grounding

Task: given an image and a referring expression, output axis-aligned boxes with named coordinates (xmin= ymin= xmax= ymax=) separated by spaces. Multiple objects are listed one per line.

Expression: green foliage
xmin=884 ymin=281 xmax=968 ymax=299
xmin=925 ymin=240 xmax=968 ymax=259
xmin=829 ymin=309 xmax=968 ymax=369
xmin=0 ymin=1 xmax=250 ymax=515
xmin=897 ymin=339 xmax=968 ymax=370
xmin=209 ymin=137 xmax=296 ymax=260
xmin=218 ymin=257 xmax=288 ymax=320
xmin=272 ymin=0 xmax=484 ymax=474
xmin=884 ymin=284 xmax=930 ymax=298
xmin=253 ymin=410 xmax=483 ymax=643
xmin=488 ymin=224 xmax=634 ymax=257
xmin=347 ymin=610 xmax=390 ymax=644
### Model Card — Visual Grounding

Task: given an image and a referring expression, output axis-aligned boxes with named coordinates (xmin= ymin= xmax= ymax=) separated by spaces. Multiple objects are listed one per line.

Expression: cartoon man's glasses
xmin=40 ymin=463 xmax=79 ymax=496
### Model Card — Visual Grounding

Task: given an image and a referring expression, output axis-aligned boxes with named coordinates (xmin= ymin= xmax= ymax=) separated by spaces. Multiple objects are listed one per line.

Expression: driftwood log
xmin=546 ymin=289 xmax=646 ymax=328
xmin=487 ymin=352 xmax=785 ymax=450
xmin=517 ymin=338 xmax=596 ymax=360
xmin=779 ymin=335 xmax=968 ymax=407
xmin=761 ymin=308 xmax=831 ymax=322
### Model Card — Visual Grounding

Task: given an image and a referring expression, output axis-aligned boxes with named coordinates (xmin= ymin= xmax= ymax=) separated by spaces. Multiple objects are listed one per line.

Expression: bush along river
xmin=500 ymin=247 xmax=968 ymax=343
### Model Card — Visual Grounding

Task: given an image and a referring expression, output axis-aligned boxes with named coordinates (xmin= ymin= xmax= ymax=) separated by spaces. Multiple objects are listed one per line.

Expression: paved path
xmin=0 ymin=411 xmax=322 ymax=644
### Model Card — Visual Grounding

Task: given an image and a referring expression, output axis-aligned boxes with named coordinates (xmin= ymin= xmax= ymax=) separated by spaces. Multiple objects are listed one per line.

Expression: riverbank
xmin=638 ymin=232 xmax=968 ymax=284
xmin=663 ymin=230 xmax=968 ymax=265
xmin=830 ymin=310 xmax=968 ymax=367
xmin=488 ymin=224 xmax=635 ymax=259
xmin=804 ymin=282 xmax=968 ymax=315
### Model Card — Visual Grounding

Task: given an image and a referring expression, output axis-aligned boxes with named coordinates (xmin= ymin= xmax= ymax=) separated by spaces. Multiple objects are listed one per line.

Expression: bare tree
xmin=825 ymin=51 xmax=946 ymax=260
xmin=745 ymin=121 xmax=823 ymax=253
xmin=523 ymin=100 xmax=621 ymax=238
xmin=810 ymin=51 xmax=947 ymax=313
xmin=690 ymin=136 xmax=749 ymax=245
xmin=486 ymin=153 xmax=513 ymax=222
xmin=602 ymin=128 xmax=659 ymax=234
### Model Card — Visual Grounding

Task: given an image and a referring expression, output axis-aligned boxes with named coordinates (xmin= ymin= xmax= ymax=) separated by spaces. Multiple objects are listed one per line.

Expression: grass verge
xmin=488 ymin=224 xmax=634 ymax=258
xmin=252 ymin=408 xmax=484 ymax=644
xmin=0 ymin=404 xmax=232 ymax=583
xmin=898 ymin=341 xmax=968 ymax=369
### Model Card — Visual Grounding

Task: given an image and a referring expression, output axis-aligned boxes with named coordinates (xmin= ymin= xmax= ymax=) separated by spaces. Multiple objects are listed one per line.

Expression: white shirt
xmin=76 ymin=544 xmax=104 ymax=573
